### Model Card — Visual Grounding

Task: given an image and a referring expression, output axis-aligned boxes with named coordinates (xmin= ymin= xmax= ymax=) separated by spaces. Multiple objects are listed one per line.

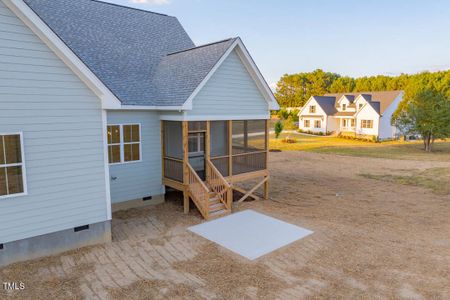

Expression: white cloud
xmin=130 ymin=0 xmax=170 ymax=4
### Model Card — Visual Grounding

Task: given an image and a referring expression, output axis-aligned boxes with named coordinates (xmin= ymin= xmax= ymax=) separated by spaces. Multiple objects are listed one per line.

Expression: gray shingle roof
xmin=24 ymin=0 xmax=236 ymax=107
xmin=366 ymin=101 xmax=381 ymax=114
xmin=313 ymin=96 xmax=337 ymax=115
xmin=140 ymin=38 xmax=236 ymax=106
xmin=325 ymin=91 xmax=402 ymax=113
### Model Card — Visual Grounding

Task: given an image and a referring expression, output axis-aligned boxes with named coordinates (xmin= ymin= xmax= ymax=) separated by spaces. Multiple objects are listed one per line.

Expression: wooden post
xmin=264 ymin=119 xmax=270 ymax=200
xmin=205 ymin=121 xmax=211 ymax=182
xmin=182 ymin=121 xmax=189 ymax=213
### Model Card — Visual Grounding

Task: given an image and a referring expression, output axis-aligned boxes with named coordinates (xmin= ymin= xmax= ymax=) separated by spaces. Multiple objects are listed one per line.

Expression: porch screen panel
xmin=163 ymin=121 xmax=183 ymax=182
xmin=210 ymin=121 xmax=229 ymax=176
xmin=232 ymin=120 xmax=266 ymax=154
xmin=232 ymin=152 xmax=266 ymax=175
xmin=231 ymin=120 xmax=267 ymax=175
xmin=164 ymin=121 xmax=183 ymax=159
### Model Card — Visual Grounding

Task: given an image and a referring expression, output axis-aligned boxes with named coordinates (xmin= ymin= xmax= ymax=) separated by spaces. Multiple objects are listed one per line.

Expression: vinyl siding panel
xmin=0 ymin=2 xmax=108 ymax=243
xmin=185 ymin=50 xmax=269 ymax=119
xmin=107 ymin=111 xmax=164 ymax=203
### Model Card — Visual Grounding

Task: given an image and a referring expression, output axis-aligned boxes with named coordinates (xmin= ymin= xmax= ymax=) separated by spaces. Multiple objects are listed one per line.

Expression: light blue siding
xmin=0 ymin=2 xmax=108 ymax=243
xmin=159 ymin=49 xmax=270 ymax=121
xmin=107 ymin=111 xmax=164 ymax=203
xmin=184 ymin=50 xmax=269 ymax=119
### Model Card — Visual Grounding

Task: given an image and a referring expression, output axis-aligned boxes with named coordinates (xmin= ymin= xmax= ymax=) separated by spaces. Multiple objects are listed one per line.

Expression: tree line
xmin=274 ymin=69 xmax=449 ymax=108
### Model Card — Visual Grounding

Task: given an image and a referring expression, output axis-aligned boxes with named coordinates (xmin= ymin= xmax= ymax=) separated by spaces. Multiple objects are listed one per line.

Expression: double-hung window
xmin=361 ymin=120 xmax=373 ymax=129
xmin=0 ymin=133 xmax=26 ymax=198
xmin=314 ymin=120 xmax=321 ymax=128
xmin=107 ymin=124 xmax=141 ymax=164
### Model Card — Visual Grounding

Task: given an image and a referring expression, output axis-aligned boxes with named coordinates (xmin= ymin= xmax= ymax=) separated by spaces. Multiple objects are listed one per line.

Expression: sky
xmin=103 ymin=0 xmax=450 ymax=88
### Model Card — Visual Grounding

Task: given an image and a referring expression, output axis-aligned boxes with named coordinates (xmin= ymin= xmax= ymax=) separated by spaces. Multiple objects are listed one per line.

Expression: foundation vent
xmin=74 ymin=225 xmax=89 ymax=232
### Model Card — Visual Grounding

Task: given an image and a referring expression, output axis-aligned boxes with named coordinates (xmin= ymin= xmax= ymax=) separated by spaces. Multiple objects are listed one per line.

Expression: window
xmin=359 ymin=103 xmax=363 ymax=109
xmin=351 ymin=119 xmax=355 ymax=127
xmin=314 ymin=120 xmax=321 ymax=128
xmin=309 ymin=105 xmax=316 ymax=113
xmin=343 ymin=119 xmax=347 ymax=127
xmin=304 ymin=120 xmax=310 ymax=128
xmin=361 ymin=120 xmax=373 ymax=128
xmin=107 ymin=124 xmax=141 ymax=164
xmin=0 ymin=133 xmax=26 ymax=198
xmin=188 ymin=132 xmax=205 ymax=155
xmin=342 ymin=103 xmax=347 ymax=111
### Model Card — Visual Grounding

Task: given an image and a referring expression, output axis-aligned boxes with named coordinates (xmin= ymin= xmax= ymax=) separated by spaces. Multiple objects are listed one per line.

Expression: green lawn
xmin=360 ymin=167 xmax=450 ymax=195
xmin=269 ymin=132 xmax=450 ymax=162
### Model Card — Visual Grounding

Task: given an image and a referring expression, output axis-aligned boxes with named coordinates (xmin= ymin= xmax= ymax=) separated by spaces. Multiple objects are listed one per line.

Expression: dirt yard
xmin=1 ymin=152 xmax=450 ymax=299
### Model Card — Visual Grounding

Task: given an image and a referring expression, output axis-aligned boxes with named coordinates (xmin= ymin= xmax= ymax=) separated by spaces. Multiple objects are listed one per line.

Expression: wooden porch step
xmin=209 ymin=202 xmax=226 ymax=212
xmin=209 ymin=196 xmax=220 ymax=205
xmin=208 ymin=208 xmax=231 ymax=220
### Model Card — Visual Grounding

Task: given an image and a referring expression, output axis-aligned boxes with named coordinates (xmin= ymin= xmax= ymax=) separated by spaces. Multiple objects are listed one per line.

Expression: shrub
xmin=274 ymin=120 xmax=284 ymax=138
xmin=318 ymin=132 xmax=324 ymax=136
xmin=283 ymin=116 xmax=296 ymax=130
xmin=282 ymin=136 xmax=297 ymax=143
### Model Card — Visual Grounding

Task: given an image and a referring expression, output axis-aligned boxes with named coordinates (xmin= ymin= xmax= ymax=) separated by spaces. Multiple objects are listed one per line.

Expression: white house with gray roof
xmin=0 ymin=0 xmax=279 ymax=266
xmin=298 ymin=91 xmax=403 ymax=139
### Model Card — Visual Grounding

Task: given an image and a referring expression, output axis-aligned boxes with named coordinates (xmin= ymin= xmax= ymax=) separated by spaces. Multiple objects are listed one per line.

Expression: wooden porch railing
xmin=187 ymin=163 xmax=210 ymax=219
xmin=206 ymin=159 xmax=232 ymax=210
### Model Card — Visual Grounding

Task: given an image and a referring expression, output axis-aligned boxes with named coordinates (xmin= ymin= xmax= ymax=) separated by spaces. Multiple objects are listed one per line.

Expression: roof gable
xmin=24 ymin=0 xmax=195 ymax=105
xmin=325 ymin=91 xmax=403 ymax=114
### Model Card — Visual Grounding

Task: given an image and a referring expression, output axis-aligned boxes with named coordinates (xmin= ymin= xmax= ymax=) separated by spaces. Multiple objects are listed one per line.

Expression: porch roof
xmin=333 ymin=112 xmax=355 ymax=117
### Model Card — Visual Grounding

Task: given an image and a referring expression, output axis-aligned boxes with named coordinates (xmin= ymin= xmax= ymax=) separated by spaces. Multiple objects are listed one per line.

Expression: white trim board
xmin=188 ymin=210 xmax=313 ymax=260
xmin=159 ymin=113 xmax=271 ymax=121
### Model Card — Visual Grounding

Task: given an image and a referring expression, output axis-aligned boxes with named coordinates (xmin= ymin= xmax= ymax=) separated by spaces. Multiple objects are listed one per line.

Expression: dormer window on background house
xmin=309 ymin=105 xmax=316 ymax=113
xmin=342 ymin=104 xmax=346 ymax=111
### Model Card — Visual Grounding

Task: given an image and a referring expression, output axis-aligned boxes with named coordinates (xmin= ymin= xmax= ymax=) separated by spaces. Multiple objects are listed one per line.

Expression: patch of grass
xmin=360 ymin=167 xmax=450 ymax=195
xmin=269 ymin=133 xmax=450 ymax=162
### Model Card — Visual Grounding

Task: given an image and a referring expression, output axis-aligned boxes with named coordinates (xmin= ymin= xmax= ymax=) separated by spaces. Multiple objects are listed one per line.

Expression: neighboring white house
xmin=298 ymin=91 xmax=404 ymax=139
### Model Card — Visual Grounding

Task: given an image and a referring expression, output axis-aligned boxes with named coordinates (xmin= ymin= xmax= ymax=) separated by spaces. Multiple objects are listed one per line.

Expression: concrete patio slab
xmin=188 ymin=209 xmax=313 ymax=260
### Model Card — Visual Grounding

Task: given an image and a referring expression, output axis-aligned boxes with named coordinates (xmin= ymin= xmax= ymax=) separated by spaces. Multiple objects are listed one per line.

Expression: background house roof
xmin=365 ymin=101 xmax=381 ymax=114
xmin=312 ymin=96 xmax=338 ymax=115
xmin=24 ymin=0 xmax=237 ymax=107
xmin=325 ymin=90 xmax=402 ymax=113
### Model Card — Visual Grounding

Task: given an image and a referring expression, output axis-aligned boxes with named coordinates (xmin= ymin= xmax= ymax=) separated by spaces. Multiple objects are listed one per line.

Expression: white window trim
xmin=309 ymin=105 xmax=316 ymax=113
xmin=188 ymin=132 xmax=205 ymax=156
xmin=107 ymin=123 xmax=142 ymax=165
xmin=314 ymin=120 xmax=321 ymax=128
xmin=0 ymin=132 xmax=28 ymax=200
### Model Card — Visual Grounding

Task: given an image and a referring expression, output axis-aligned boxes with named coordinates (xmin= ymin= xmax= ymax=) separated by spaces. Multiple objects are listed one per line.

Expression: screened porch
xmin=161 ymin=120 xmax=269 ymax=220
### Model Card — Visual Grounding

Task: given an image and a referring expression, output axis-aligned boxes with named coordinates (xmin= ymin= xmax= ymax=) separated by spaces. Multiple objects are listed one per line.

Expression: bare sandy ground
xmin=1 ymin=152 xmax=449 ymax=299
